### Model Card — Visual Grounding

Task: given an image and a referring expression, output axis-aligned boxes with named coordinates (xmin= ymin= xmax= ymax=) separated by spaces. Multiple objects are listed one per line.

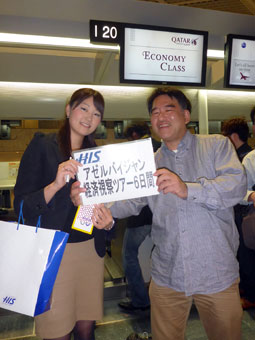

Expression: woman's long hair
xmin=58 ymin=88 xmax=105 ymax=158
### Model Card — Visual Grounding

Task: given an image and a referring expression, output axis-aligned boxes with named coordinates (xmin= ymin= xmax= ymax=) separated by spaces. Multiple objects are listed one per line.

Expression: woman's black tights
xmin=44 ymin=320 xmax=95 ymax=340
xmin=73 ymin=320 xmax=95 ymax=340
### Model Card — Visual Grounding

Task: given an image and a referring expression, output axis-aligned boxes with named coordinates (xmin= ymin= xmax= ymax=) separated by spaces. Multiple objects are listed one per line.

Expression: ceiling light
xmin=207 ymin=49 xmax=224 ymax=59
xmin=0 ymin=33 xmax=225 ymax=60
xmin=0 ymin=33 xmax=120 ymax=51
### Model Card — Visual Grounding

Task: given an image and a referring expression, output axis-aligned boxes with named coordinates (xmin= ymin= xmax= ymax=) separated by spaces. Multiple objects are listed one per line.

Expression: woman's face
xmin=66 ymin=96 xmax=101 ymax=141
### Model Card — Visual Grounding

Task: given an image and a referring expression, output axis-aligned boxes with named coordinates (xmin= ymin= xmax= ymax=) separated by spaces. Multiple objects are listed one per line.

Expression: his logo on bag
xmin=2 ymin=296 xmax=16 ymax=305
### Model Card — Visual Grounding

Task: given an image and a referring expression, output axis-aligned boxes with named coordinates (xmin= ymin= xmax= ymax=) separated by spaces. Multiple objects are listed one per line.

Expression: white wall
xmin=0 ymin=0 xmax=254 ymax=46
xmin=0 ymin=0 xmax=254 ymax=121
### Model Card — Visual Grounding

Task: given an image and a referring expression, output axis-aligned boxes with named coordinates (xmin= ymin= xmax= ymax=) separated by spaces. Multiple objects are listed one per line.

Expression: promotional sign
xmin=227 ymin=35 xmax=255 ymax=88
xmin=120 ymin=24 xmax=208 ymax=86
xmin=72 ymin=138 xmax=159 ymax=205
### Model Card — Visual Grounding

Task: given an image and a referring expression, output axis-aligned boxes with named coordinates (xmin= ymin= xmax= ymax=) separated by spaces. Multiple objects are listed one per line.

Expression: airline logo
xmin=240 ymin=72 xmax=249 ymax=80
xmin=171 ymin=36 xmax=199 ymax=47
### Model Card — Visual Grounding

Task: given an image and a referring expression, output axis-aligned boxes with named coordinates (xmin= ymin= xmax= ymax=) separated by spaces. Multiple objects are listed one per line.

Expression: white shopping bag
xmin=0 ymin=219 xmax=69 ymax=316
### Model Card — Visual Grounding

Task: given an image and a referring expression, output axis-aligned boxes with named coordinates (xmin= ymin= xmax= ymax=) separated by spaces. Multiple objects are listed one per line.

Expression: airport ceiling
xmin=0 ymin=0 xmax=254 ymax=121
xmin=139 ymin=0 xmax=255 ymax=15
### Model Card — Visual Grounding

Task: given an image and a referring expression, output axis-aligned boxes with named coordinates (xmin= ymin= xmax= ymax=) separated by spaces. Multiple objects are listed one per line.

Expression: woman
xmin=14 ymin=88 xmax=113 ymax=340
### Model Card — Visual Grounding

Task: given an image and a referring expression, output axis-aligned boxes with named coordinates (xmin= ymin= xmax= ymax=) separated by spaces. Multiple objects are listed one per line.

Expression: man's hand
xmin=70 ymin=181 xmax=86 ymax=206
xmin=154 ymin=168 xmax=188 ymax=199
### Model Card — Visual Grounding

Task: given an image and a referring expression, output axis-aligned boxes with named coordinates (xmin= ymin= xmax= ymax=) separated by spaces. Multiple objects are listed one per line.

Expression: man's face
xmin=150 ymin=94 xmax=190 ymax=150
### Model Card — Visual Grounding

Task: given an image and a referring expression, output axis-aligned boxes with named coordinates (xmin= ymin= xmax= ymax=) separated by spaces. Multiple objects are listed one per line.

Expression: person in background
xmin=222 ymin=117 xmax=254 ymax=309
xmin=222 ymin=117 xmax=252 ymax=162
xmin=71 ymin=87 xmax=247 ymax=340
xmin=239 ymin=106 xmax=255 ymax=309
xmin=118 ymin=122 xmax=161 ymax=312
xmin=250 ymin=106 xmax=255 ymax=137
xmin=14 ymin=88 xmax=113 ymax=340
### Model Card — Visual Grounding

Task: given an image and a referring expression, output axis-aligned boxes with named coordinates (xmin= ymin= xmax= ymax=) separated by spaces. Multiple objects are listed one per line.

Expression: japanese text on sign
xmin=72 ymin=138 xmax=159 ymax=205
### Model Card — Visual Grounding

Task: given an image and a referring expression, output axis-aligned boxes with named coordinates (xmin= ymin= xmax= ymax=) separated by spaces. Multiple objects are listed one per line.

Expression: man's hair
xmin=147 ymin=87 xmax=192 ymax=114
xmin=222 ymin=117 xmax=250 ymax=143
xmin=125 ymin=122 xmax=151 ymax=139
xmin=250 ymin=106 xmax=255 ymax=125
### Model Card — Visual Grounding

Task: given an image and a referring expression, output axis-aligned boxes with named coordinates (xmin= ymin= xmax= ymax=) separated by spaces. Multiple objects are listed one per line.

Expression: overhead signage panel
xmin=121 ymin=25 xmax=208 ymax=86
xmin=225 ymin=35 xmax=255 ymax=89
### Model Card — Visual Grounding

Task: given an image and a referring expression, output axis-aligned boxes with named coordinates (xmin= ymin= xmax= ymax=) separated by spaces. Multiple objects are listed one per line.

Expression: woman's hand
xmin=70 ymin=181 xmax=86 ymax=206
xmin=70 ymin=182 xmax=114 ymax=230
xmin=92 ymin=204 xmax=114 ymax=230
xmin=54 ymin=159 xmax=81 ymax=190
xmin=44 ymin=159 xmax=81 ymax=204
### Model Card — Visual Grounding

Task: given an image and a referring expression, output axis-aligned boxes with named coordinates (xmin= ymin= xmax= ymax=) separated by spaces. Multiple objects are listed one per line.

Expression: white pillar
xmin=198 ymin=90 xmax=209 ymax=135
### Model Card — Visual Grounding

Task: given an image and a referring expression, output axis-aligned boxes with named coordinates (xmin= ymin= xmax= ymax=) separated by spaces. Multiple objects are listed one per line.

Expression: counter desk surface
xmin=0 ymin=179 xmax=16 ymax=190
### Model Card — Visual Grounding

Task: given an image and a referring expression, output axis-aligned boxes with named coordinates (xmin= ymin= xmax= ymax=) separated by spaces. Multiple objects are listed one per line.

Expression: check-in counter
xmin=0 ymin=179 xmax=16 ymax=191
xmin=0 ymin=162 xmax=19 ymax=219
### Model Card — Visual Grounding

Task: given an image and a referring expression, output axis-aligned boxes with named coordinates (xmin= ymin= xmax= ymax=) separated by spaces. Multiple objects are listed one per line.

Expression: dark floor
xmin=1 ymin=297 xmax=255 ymax=340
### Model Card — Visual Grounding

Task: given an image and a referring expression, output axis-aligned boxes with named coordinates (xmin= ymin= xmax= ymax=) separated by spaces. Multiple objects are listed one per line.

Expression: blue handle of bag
xmin=36 ymin=215 xmax=41 ymax=233
xmin=17 ymin=200 xmax=24 ymax=230
xmin=16 ymin=200 xmax=41 ymax=233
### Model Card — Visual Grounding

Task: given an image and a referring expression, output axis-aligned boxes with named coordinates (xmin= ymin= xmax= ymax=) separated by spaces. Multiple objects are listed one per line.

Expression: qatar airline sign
xmin=123 ymin=27 xmax=205 ymax=84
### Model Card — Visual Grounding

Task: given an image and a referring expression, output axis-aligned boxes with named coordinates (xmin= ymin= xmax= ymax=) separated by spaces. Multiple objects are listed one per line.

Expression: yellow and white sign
xmin=72 ymin=205 xmax=94 ymax=234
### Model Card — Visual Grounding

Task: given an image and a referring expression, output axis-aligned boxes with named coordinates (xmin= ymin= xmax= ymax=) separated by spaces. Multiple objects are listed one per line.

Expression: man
xmin=222 ymin=117 xmax=252 ymax=161
xmin=118 ymin=122 xmax=161 ymax=312
xmin=239 ymin=106 xmax=255 ymax=309
xmin=71 ymin=88 xmax=246 ymax=340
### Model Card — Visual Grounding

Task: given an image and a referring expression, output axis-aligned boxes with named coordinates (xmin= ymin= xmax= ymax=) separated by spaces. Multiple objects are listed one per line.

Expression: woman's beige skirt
xmin=35 ymin=239 xmax=104 ymax=338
